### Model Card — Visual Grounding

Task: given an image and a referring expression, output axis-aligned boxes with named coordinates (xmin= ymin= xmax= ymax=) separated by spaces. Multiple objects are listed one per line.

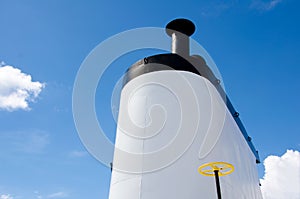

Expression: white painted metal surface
xmin=108 ymin=70 xmax=263 ymax=199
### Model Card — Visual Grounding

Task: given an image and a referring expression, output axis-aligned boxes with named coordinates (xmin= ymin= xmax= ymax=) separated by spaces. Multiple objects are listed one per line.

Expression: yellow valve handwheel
xmin=198 ymin=162 xmax=234 ymax=177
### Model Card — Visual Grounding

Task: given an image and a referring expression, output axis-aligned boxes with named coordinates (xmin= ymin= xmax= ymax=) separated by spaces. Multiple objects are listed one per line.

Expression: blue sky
xmin=0 ymin=0 xmax=299 ymax=198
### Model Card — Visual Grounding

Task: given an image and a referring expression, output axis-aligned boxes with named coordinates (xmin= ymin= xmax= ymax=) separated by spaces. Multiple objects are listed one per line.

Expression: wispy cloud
xmin=34 ymin=190 xmax=43 ymax=199
xmin=0 ymin=194 xmax=13 ymax=199
xmin=69 ymin=150 xmax=88 ymax=158
xmin=0 ymin=64 xmax=45 ymax=111
xmin=47 ymin=192 xmax=68 ymax=198
xmin=20 ymin=131 xmax=49 ymax=153
xmin=0 ymin=130 xmax=50 ymax=154
xmin=201 ymin=1 xmax=235 ymax=17
xmin=260 ymin=150 xmax=300 ymax=199
xmin=251 ymin=0 xmax=283 ymax=11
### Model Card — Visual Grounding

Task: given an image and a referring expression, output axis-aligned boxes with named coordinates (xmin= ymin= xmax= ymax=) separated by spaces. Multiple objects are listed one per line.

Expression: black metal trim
xmin=166 ymin=18 xmax=196 ymax=37
xmin=123 ymin=54 xmax=200 ymax=85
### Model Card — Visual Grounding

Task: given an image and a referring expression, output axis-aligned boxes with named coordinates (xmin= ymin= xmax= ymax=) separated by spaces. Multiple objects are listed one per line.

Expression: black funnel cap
xmin=166 ymin=18 xmax=196 ymax=37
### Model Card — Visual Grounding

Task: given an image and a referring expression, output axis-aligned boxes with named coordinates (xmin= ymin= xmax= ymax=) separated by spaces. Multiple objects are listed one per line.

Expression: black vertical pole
xmin=214 ymin=170 xmax=222 ymax=199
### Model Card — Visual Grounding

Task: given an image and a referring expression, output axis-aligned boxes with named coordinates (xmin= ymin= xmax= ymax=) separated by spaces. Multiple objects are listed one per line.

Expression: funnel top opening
xmin=166 ymin=18 xmax=196 ymax=37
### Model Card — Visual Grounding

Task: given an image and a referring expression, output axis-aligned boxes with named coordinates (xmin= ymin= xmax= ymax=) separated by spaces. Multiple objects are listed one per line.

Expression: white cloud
xmin=0 ymin=65 xmax=45 ymax=111
xmin=251 ymin=0 xmax=283 ymax=11
xmin=260 ymin=150 xmax=300 ymax=199
xmin=47 ymin=192 xmax=68 ymax=198
xmin=0 ymin=194 xmax=13 ymax=199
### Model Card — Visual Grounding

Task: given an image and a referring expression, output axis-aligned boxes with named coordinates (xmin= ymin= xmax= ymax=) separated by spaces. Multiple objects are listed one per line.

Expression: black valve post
xmin=214 ymin=170 xmax=222 ymax=199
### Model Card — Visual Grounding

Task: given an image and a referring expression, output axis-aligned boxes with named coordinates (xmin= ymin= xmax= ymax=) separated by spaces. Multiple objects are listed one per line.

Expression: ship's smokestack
xmin=166 ymin=18 xmax=195 ymax=57
xmin=108 ymin=19 xmax=262 ymax=199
